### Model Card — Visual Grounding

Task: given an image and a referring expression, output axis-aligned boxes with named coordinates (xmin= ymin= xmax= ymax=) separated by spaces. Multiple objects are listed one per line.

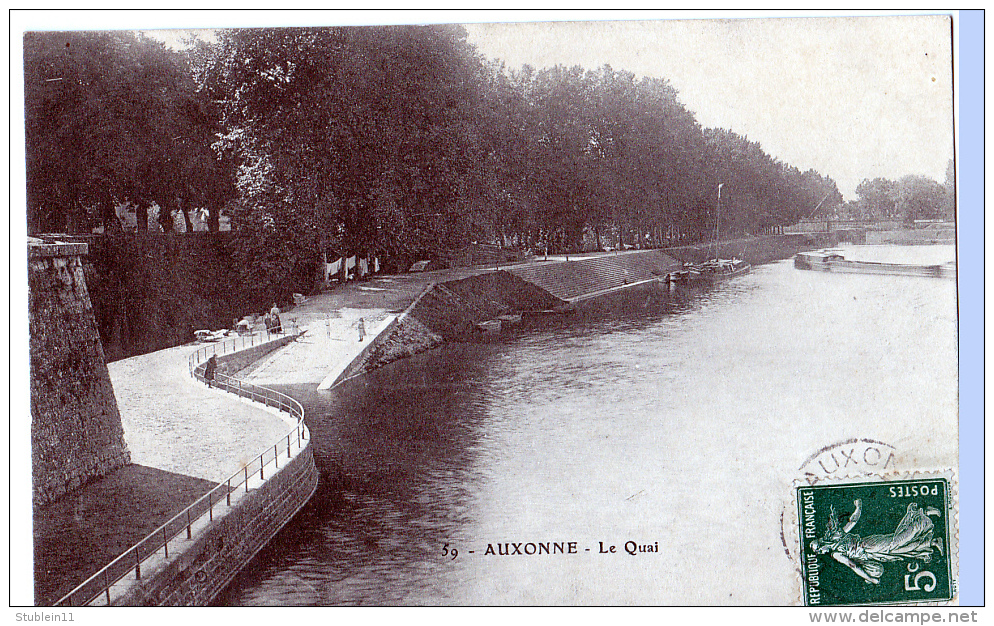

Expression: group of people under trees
xmin=234 ymin=303 xmax=283 ymax=336
xmin=204 ymin=303 xmax=284 ymax=389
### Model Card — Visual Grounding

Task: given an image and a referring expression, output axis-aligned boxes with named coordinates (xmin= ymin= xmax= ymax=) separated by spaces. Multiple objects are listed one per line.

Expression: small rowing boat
xmin=475 ymin=319 xmax=502 ymax=333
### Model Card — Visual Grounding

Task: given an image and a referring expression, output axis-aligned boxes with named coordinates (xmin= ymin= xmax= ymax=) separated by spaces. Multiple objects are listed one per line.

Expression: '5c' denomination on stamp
xmin=797 ymin=475 xmax=954 ymax=606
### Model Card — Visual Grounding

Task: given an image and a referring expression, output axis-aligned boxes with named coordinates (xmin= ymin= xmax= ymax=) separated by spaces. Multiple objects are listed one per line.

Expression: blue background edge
xmin=958 ymin=8 xmax=983 ymax=607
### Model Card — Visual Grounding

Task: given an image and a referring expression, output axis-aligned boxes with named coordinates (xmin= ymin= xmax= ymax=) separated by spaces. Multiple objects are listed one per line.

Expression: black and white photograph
xmin=14 ymin=10 xmax=975 ymax=610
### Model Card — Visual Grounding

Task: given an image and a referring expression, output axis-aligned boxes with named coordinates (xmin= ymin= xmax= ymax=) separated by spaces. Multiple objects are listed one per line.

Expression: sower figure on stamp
xmin=810 ymin=499 xmax=944 ymax=585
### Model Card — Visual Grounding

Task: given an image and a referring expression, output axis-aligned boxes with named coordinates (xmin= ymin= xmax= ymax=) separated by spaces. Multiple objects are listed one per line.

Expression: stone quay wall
xmin=346 ymin=271 xmax=562 ymax=379
xmin=334 ymin=234 xmax=839 ymax=382
xmin=335 ymin=284 xmax=441 ymax=384
xmin=116 ymin=439 xmax=318 ymax=606
xmin=660 ymin=232 xmax=842 ymax=265
xmin=214 ymin=332 xmax=302 ymax=376
xmin=29 ymin=239 xmax=131 ymax=506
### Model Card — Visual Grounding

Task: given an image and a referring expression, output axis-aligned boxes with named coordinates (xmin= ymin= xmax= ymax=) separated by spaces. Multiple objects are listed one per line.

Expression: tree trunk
xmin=137 ymin=202 xmax=149 ymax=235
xmin=157 ymin=200 xmax=175 ymax=233
xmin=64 ymin=197 xmax=79 ymax=234
xmin=179 ymin=196 xmax=194 ymax=233
xmin=208 ymin=203 xmax=220 ymax=232
xmin=64 ymin=178 xmax=80 ymax=234
xmin=102 ymin=192 xmax=120 ymax=233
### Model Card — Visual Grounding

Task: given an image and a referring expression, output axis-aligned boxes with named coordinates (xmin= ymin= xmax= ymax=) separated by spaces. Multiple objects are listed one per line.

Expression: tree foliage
xmin=27 ymin=23 xmax=868 ymax=292
xmin=850 ymin=174 xmax=953 ymax=223
xmin=24 ymin=30 xmax=231 ymax=234
xmin=196 ymin=25 xmax=487 ymax=297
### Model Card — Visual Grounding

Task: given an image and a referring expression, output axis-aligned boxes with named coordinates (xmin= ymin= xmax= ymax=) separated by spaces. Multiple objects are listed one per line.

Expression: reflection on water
xmin=216 ymin=246 xmax=958 ymax=605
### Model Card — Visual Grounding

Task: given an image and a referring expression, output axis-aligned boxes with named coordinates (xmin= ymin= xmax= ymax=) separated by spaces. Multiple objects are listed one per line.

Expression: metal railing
xmin=55 ymin=331 xmax=307 ymax=607
xmin=189 ymin=320 xmax=299 ymax=359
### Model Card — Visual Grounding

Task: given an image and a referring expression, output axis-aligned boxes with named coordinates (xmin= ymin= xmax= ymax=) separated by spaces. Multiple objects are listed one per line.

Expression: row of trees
xmin=474 ymin=64 xmax=841 ymax=253
xmin=25 ymin=26 xmax=844 ymax=290
xmin=840 ymin=162 xmax=955 ymax=224
xmin=24 ymin=31 xmax=235 ymax=235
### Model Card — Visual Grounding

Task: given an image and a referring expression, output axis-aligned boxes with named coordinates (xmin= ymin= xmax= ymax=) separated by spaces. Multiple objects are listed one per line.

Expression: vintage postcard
xmin=14 ymin=10 xmax=971 ymax=610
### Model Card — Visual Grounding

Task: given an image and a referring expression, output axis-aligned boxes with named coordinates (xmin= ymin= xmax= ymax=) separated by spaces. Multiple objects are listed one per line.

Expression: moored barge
xmin=794 ymin=250 xmax=955 ymax=278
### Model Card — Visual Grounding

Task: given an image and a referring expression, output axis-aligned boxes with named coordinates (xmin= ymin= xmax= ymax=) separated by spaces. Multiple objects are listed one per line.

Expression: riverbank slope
xmin=249 ymin=233 xmax=831 ymax=388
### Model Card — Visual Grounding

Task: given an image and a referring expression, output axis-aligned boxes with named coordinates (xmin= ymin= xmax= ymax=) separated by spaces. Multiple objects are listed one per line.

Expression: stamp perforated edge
xmin=787 ymin=469 xmax=959 ymax=607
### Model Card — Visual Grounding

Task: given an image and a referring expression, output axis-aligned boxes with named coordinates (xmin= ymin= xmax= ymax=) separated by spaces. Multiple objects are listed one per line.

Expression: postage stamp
xmin=797 ymin=474 xmax=955 ymax=606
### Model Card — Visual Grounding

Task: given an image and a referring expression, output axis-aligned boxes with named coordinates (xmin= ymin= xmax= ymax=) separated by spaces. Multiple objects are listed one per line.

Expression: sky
xmin=462 ymin=16 xmax=955 ymax=201
xmin=14 ymin=10 xmax=957 ymax=203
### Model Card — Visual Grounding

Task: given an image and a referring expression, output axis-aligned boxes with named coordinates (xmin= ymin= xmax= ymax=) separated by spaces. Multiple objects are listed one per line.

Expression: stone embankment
xmin=343 ymin=271 xmax=562 ymax=379
xmin=29 ymin=239 xmax=131 ymax=507
xmin=507 ymin=250 xmax=682 ymax=302
xmin=866 ymin=227 xmax=955 ymax=245
xmin=309 ymin=233 xmax=835 ymax=383
xmin=661 ymin=232 xmax=838 ymax=265
xmin=412 ymin=271 xmax=563 ymax=338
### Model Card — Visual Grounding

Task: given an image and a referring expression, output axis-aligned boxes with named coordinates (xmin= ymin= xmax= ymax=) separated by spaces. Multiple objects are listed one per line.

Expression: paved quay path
xmin=34 ymin=342 xmax=295 ymax=605
xmin=243 ymin=308 xmax=394 ymax=386
xmin=245 ymin=267 xmax=495 ymax=387
xmin=32 ymin=263 xmax=511 ymax=605
xmin=110 ymin=344 xmax=293 ymax=482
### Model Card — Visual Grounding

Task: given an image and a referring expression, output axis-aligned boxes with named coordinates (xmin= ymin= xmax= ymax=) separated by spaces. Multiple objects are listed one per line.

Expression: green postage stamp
xmin=797 ymin=474 xmax=955 ymax=606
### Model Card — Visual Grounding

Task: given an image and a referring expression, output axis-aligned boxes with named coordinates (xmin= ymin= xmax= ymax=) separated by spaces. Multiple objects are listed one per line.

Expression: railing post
xmin=135 ymin=551 xmax=141 ymax=580
xmin=209 ymin=491 xmax=213 ymax=522
xmin=227 ymin=479 xmax=232 ymax=506
xmin=274 ymin=444 xmax=279 ymax=468
xmin=260 ymin=456 xmax=265 ymax=481
xmin=163 ymin=528 xmax=169 ymax=558
xmin=287 ymin=433 xmax=291 ymax=458
xmin=187 ymin=509 xmax=192 ymax=539
xmin=245 ymin=466 xmax=249 ymax=493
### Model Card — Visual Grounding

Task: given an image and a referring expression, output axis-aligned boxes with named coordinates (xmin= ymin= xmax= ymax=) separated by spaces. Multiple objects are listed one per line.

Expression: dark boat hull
xmin=794 ymin=252 xmax=955 ymax=278
xmin=671 ymin=261 xmax=751 ymax=284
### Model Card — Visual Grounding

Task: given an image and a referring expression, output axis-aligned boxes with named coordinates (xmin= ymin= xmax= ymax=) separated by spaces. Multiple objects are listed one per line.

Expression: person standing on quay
xmin=204 ymin=354 xmax=218 ymax=388
xmin=271 ymin=302 xmax=282 ymax=334
xmin=358 ymin=317 xmax=366 ymax=342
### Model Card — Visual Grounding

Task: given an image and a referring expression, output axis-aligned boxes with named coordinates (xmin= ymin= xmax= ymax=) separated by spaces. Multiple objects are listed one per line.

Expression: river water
xmin=216 ymin=245 xmax=958 ymax=606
